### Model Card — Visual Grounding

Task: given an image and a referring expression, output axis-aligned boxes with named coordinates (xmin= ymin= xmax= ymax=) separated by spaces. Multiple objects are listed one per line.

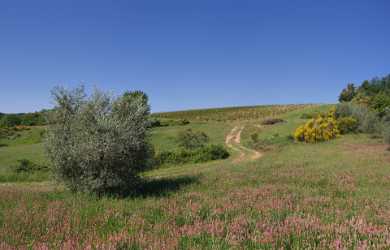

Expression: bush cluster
xmin=177 ymin=129 xmax=209 ymax=150
xmin=148 ymin=118 xmax=190 ymax=128
xmin=261 ymin=118 xmax=285 ymax=125
xmin=13 ymin=159 xmax=48 ymax=173
xmin=338 ymin=74 xmax=390 ymax=146
xmin=335 ymin=102 xmax=382 ymax=134
xmin=155 ymin=144 xmax=229 ymax=166
xmin=338 ymin=74 xmax=390 ymax=116
xmin=0 ymin=112 xmax=47 ymax=128
xmin=337 ymin=117 xmax=359 ymax=134
xmin=294 ymin=104 xmax=382 ymax=143
xmin=294 ymin=109 xmax=340 ymax=143
xmin=45 ymin=86 xmax=153 ymax=195
xmin=155 ymin=129 xmax=229 ymax=167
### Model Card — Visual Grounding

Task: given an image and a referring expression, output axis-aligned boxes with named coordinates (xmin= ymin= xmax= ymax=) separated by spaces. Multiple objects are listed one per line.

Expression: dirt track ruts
xmin=225 ymin=126 xmax=263 ymax=163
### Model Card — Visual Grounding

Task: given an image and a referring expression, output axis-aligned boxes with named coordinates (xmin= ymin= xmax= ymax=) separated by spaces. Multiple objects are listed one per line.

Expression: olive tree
xmin=45 ymin=86 xmax=153 ymax=195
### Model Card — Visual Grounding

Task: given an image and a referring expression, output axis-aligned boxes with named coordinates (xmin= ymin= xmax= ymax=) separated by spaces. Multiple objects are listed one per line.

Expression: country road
xmin=225 ymin=126 xmax=263 ymax=163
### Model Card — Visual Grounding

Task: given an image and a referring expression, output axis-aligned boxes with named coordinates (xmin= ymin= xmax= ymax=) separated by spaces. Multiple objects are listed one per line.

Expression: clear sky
xmin=1 ymin=0 xmax=389 ymax=113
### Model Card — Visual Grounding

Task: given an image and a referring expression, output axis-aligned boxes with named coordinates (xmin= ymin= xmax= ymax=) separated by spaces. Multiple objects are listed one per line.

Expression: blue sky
xmin=0 ymin=0 xmax=389 ymax=113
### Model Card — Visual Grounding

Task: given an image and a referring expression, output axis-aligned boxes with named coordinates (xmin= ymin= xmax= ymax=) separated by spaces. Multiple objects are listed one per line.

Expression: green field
xmin=1 ymin=104 xmax=390 ymax=249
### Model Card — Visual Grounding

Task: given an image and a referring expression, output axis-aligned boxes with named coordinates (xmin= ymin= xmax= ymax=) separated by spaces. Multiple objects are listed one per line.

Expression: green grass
xmin=0 ymin=127 xmax=47 ymax=181
xmin=150 ymin=121 xmax=231 ymax=152
xmin=240 ymin=104 xmax=334 ymax=148
xmin=0 ymin=118 xmax=232 ymax=182
xmin=0 ymin=127 xmax=45 ymax=147
xmin=1 ymin=104 xmax=390 ymax=248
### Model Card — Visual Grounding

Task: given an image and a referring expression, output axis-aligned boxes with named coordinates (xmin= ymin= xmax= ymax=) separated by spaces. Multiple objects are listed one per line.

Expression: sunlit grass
xmin=1 ymin=104 xmax=390 ymax=248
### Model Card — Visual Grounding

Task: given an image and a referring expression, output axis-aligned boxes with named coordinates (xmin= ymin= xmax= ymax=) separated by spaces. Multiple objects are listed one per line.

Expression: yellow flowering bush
xmin=294 ymin=108 xmax=340 ymax=143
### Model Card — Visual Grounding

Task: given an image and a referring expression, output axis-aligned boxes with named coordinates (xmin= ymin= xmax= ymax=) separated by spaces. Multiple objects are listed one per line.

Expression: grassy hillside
xmin=1 ymin=104 xmax=390 ymax=249
xmin=153 ymin=104 xmax=314 ymax=122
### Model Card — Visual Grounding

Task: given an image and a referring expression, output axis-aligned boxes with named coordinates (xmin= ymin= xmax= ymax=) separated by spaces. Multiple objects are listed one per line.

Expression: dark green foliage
xmin=122 ymin=90 xmax=149 ymax=107
xmin=371 ymin=92 xmax=390 ymax=116
xmin=147 ymin=118 xmax=190 ymax=128
xmin=0 ymin=111 xmax=47 ymax=127
xmin=148 ymin=119 xmax=161 ymax=128
xmin=335 ymin=102 xmax=382 ymax=134
xmin=45 ymin=86 xmax=153 ymax=195
xmin=339 ymin=83 xmax=356 ymax=102
xmin=337 ymin=117 xmax=358 ymax=134
xmin=383 ymin=126 xmax=390 ymax=146
xmin=338 ymin=74 xmax=390 ymax=114
xmin=0 ymin=115 xmax=22 ymax=127
xmin=20 ymin=112 xmax=47 ymax=126
xmin=195 ymin=144 xmax=230 ymax=162
xmin=261 ymin=118 xmax=285 ymax=125
xmin=251 ymin=133 xmax=259 ymax=143
xmin=382 ymin=112 xmax=390 ymax=146
xmin=13 ymin=159 xmax=48 ymax=173
xmin=177 ymin=129 xmax=209 ymax=150
xmin=155 ymin=144 xmax=229 ymax=166
xmin=179 ymin=119 xmax=190 ymax=126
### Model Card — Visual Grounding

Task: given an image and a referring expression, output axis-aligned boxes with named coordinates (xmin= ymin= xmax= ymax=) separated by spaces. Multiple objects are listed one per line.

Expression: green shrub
xmin=337 ymin=117 xmax=358 ymax=134
xmin=0 ymin=115 xmax=21 ymax=127
xmin=336 ymin=102 xmax=382 ymax=134
xmin=148 ymin=118 xmax=190 ymax=128
xmin=371 ymin=92 xmax=390 ymax=116
xmin=261 ymin=118 xmax=285 ymax=125
xmin=339 ymin=83 xmax=357 ymax=102
xmin=179 ymin=119 xmax=190 ymax=125
xmin=177 ymin=129 xmax=209 ymax=150
xmin=359 ymin=111 xmax=382 ymax=134
xmin=383 ymin=126 xmax=390 ymax=146
xmin=0 ymin=112 xmax=47 ymax=128
xmin=335 ymin=102 xmax=354 ymax=118
xmin=14 ymin=159 xmax=48 ymax=173
xmin=338 ymin=74 xmax=390 ymax=112
xmin=148 ymin=119 xmax=162 ymax=128
xmin=251 ymin=133 xmax=259 ymax=143
xmin=45 ymin=86 xmax=153 ymax=195
xmin=155 ymin=144 xmax=229 ymax=166
xmin=194 ymin=144 xmax=230 ymax=162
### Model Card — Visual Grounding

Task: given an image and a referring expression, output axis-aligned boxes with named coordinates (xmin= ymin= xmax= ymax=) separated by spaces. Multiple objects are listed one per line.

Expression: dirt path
xmin=225 ymin=126 xmax=263 ymax=163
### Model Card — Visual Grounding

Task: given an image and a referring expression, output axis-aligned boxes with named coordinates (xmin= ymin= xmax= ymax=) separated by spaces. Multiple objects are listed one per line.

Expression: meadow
xmin=1 ymin=104 xmax=390 ymax=249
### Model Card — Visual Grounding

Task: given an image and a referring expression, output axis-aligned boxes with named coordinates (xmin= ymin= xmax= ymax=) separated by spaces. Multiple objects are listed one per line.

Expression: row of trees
xmin=0 ymin=111 xmax=47 ymax=127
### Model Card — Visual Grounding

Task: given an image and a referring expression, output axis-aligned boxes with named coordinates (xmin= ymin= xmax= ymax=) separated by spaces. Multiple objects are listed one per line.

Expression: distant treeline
xmin=0 ymin=109 xmax=190 ymax=129
xmin=339 ymin=74 xmax=390 ymax=116
xmin=338 ymin=73 xmax=390 ymax=146
xmin=0 ymin=111 xmax=48 ymax=127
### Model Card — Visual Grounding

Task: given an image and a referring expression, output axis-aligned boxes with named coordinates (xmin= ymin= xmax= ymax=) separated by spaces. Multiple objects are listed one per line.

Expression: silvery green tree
xmin=45 ymin=86 xmax=152 ymax=195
